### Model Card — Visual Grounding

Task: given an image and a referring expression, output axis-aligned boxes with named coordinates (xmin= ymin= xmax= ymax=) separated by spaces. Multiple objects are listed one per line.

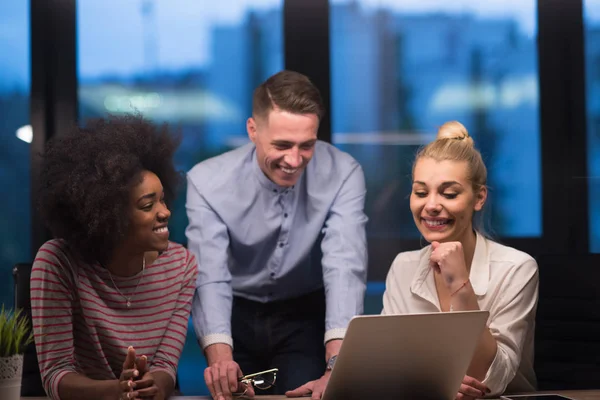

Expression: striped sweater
xmin=31 ymin=239 xmax=198 ymax=400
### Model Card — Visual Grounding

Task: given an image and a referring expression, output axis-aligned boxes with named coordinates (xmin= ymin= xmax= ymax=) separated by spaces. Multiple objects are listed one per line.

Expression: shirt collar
xmin=410 ymin=231 xmax=490 ymax=303
xmin=410 ymin=246 xmax=439 ymax=307
xmin=251 ymin=147 xmax=299 ymax=194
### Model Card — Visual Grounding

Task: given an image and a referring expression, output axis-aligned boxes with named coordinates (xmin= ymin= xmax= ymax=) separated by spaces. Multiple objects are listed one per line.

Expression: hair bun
xmin=436 ymin=121 xmax=474 ymax=146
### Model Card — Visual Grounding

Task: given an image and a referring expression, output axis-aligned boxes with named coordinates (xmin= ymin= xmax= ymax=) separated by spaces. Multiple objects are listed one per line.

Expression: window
xmin=77 ymin=0 xmax=283 ymax=244
xmin=0 ymin=2 xmax=30 ymax=308
xmin=584 ymin=0 xmax=600 ymax=252
xmin=330 ymin=0 xmax=541 ymax=240
xmin=77 ymin=0 xmax=283 ymax=394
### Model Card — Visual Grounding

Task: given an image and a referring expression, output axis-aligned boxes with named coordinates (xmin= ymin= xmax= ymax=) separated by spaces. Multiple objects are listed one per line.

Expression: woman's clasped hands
xmin=118 ymin=346 xmax=163 ymax=400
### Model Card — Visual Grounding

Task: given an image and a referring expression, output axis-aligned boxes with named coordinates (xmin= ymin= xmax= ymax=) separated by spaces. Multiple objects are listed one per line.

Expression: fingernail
xmin=128 ymin=346 xmax=134 ymax=351
xmin=133 ymin=370 xmax=139 ymax=377
xmin=141 ymin=355 xmax=147 ymax=360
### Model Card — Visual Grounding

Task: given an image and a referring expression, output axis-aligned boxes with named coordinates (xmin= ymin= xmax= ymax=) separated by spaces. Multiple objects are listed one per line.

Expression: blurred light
xmin=430 ymin=74 xmax=538 ymax=112
xmin=79 ymin=84 xmax=241 ymax=122
xmin=104 ymin=92 xmax=162 ymax=113
xmin=16 ymin=124 xmax=32 ymax=143
xmin=500 ymin=75 xmax=538 ymax=107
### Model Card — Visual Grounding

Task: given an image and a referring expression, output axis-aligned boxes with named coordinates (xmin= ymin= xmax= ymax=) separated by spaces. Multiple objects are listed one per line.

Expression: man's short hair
xmin=252 ymin=70 xmax=325 ymax=121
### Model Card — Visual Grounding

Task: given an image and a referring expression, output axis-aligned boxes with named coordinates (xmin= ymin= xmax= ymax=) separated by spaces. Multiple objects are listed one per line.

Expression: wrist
xmin=205 ymin=342 xmax=233 ymax=365
xmin=104 ymin=379 xmax=123 ymax=400
xmin=449 ymin=280 xmax=474 ymax=311
xmin=449 ymin=278 xmax=470 ymax=296
xmin=156 ymin=386 xmax=167 ymax=400
xmin=325 ymin=354 xmax=338 ymax=372
xmin=149 ymin=370 xmax=172 ymax=400
xmin=325 ymin=339 xmax=342 ymax=362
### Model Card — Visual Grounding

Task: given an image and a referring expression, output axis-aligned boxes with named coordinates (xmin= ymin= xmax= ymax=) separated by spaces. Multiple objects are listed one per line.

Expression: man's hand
xmin=285 ymin=371 xmax=331 ymax=399
xmin=456 ymin=375 xmax=490 ymax=400
xmin=204 ymin=343 xmax=254 ymax=400
xmin=286 ymin=339 xmax=341 ymax=399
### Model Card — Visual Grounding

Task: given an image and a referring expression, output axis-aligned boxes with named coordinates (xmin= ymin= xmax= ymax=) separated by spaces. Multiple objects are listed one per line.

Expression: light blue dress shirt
xmin=186 ymin=140 xmax=368 ymax=349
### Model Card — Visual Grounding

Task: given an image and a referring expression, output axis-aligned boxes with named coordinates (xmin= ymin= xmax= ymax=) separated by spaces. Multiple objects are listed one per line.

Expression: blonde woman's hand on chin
xmin=429 ymin=241 xmax=470 ymax=292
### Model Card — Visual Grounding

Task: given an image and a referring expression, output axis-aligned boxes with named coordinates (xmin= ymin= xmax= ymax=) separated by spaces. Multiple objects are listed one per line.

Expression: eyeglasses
xmin=234 ymin=368 xmax=278 ymax=396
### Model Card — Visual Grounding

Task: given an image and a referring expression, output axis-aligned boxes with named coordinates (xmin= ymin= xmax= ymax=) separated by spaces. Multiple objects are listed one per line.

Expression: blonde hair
xmin=413 ymin=121 xmax=487 ymax=191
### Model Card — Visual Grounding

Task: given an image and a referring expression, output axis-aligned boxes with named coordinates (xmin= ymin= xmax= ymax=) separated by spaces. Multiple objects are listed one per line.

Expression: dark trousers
xmin=232 ymin=289 xmax=326 ymax=395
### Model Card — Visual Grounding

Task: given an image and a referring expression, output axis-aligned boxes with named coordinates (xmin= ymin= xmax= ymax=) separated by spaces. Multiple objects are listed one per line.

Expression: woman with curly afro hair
xmin=30 ymin=114 xmax=198 ymax=400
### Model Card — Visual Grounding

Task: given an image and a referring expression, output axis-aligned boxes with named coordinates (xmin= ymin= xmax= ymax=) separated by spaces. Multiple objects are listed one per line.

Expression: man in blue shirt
xmin=186 ymin=70 xmax=368 ymax=400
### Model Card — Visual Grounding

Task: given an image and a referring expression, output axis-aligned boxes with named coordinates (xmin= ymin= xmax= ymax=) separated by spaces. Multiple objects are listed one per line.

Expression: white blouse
xmin=382 ymin=232 xmax=539 ymax=395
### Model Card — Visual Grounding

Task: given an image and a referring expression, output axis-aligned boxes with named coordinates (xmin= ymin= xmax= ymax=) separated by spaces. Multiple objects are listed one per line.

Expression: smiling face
xmin=122 ymin=170 xmax=171 ymax=253
xmin=247 ymin=108 xmax=319 ymax=187
xmin=410 ymin=158 xmax=486 ymax=244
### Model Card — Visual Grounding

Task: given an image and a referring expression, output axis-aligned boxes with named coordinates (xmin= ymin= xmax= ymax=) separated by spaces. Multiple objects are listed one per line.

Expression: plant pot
xmin=0 ymin=354 xmax=24 ymax=400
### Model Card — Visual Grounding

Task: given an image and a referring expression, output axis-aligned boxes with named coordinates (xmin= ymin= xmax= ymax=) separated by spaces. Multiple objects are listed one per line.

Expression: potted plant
xmin=0 ymin=307 xmax=34 ymax=400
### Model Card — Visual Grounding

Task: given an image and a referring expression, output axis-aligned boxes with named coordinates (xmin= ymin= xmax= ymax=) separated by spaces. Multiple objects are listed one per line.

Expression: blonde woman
xmin=382 ymin=121 xmax=539 ymax=399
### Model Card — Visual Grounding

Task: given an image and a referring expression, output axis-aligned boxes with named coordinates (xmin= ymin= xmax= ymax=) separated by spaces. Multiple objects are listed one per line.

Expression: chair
xmin=12 ymin=262 xmax=46 ymax=396
xmin=534 ymin=254 xmax=600 ymax=390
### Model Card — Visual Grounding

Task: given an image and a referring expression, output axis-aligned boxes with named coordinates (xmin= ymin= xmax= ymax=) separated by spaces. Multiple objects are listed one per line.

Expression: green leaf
xmin=0 ymin=305 xmax=34 ymax=357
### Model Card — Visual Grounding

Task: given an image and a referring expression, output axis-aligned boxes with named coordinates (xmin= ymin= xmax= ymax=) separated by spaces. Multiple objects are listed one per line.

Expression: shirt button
xmin=279 ymin=242 xmax=284 ymax=248
xmin=284 ymin=213 xmax=288 ymax=218
xmin=273 ymin=189 xmax=277 ymax=193
xmin=270 ymin=272 xmax=275 ymax=278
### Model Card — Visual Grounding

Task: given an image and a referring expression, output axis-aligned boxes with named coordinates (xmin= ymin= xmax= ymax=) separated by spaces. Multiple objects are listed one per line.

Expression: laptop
xmin=321 ymin=310 xmax=490 ymax=400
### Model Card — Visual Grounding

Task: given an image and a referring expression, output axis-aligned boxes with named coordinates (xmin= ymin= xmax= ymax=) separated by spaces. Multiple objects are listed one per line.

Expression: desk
xmin=22 ymin=398 xmax=282 ymax=400
xmin=544 ymin=393 xmax=600 ymax=400
xmin=20 ymin=392 xmax=600 ymax=400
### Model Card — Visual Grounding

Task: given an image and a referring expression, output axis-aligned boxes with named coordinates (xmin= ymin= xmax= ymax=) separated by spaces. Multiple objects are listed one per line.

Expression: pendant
xmin=126 ymin=300 xmax=131 ymax=308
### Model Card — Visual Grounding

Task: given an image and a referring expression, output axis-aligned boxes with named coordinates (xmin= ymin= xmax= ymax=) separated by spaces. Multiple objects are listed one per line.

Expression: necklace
xmin=107 ymin=257 xmax=146 ymax=308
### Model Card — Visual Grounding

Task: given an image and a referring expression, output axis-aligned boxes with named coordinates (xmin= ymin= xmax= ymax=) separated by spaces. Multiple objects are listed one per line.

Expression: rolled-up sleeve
xmin=186 ymin=174 xmax=234 ymax=349
xmin=320 ymin=163 xmax=368 ymax=343
xmin=482 ymin=259 xmax=539 ymax=395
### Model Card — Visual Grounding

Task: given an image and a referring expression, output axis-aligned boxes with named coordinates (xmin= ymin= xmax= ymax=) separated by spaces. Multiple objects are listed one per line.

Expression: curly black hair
xmin=38 ymin=114 xmax=183 ymax=264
